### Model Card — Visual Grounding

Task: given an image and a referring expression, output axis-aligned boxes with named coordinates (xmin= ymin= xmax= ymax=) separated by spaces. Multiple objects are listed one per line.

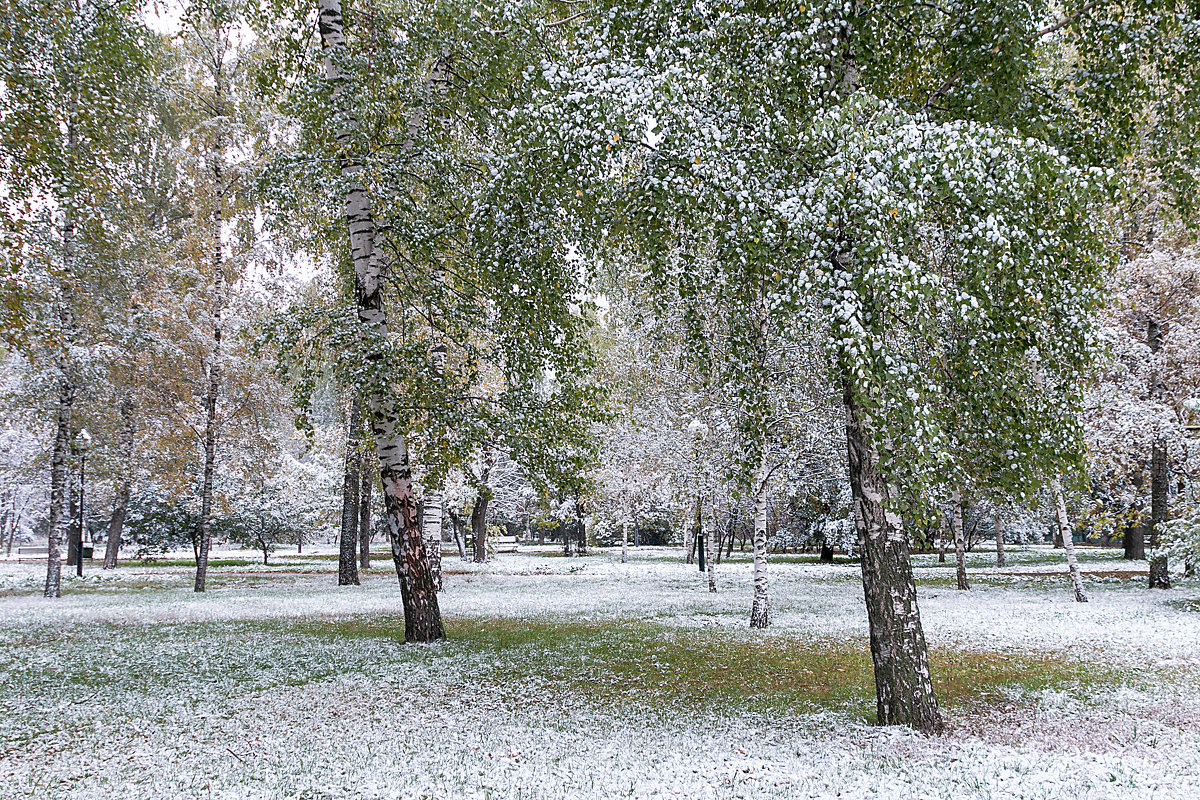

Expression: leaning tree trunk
xmin=358 ymin=465 xmax=373 ymax=569
xmin=749 ymin=460 xmax=770 ymax=628
xmin=845 ymin=386 xmax=943 ymax=734
xmin=994 ymin=516 xmax=1006 ymax=569
xmin=338 ymin=398 xmax=362 ymax=586
xmin=1050 ymin=478 xmax=1088 ymax=603
xmin=102 ymin=396 xmax=135 ymax=569
xmin=319 ymin=0 xmax=442 ymax=642
xmin=951 ymin=488 xmax=969 ymax=591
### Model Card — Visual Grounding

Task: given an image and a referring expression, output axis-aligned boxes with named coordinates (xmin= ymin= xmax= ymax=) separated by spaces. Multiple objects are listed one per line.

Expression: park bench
xmin=16 ymin=547 xmax=49 ymax=563
xmin=493 ymin=535 xmax=520 ymax=553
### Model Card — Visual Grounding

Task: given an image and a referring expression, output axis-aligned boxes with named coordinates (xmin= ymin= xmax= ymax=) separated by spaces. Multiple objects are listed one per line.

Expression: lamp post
xmin=75 ymin=428 xmax=91 ymax=577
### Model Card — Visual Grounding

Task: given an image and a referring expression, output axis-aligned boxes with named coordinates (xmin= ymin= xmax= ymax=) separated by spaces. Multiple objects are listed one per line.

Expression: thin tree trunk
xmin=845 ymin=384 xmax=943 ymax=733
xmin=339 ymin=398 xmax=361 ymax=585
xmin=994 ymin=516 xmax=1006 ymax=569
xmin=319 ymin=0 xmax=441 ymax=641
xmin=449 ymin=511 xmax=468 ymax=560
xmin=358 ymin=465 xmax=373 ymax=569
xmin=707 ymin=506 xmax=717 ymax=593
xmin=44 ymin=380 xmax=73 ymax=598
xmin=750 ymin=460 xmax=770 ymax=628
xmin=684 ymin=514 xmax=696 ymax=564
xmin=1050 ymin=478 xmax=1088 ymax=602
xmin=621 ymin=519 xmax=628 ymax=563
xmin=193 ymin=58 xmax=227 ymax=594
xmin=951 ymin=489 xmax=969 ymax=591
xmin=694 ymin=494 xmax=705 ymax=572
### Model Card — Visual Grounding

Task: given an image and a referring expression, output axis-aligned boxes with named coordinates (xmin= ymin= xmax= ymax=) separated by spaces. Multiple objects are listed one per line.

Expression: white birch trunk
xmin=422 ymin=488 xmax=443 ymax=589
xmin=621 ymin=519 xmax=628 ymax=564
xmin=1050 ymin=478 xmax=1088 ymax=603
xmin=951 ymin=488 xmax=969 ymax=590
xmin=749 ymin=459 xmax=769 ymax=628
xmin=319 ymin=0 xmax=442 ymax=641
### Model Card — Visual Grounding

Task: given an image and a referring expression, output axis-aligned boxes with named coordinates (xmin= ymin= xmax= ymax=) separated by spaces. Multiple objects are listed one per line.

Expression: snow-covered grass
xmin=2 ymin=546 xmax=1198 ymax=798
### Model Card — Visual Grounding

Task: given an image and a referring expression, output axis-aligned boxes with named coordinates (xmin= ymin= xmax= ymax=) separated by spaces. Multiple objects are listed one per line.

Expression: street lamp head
xmin=77 ymin=428 xmax=92 ymax=453
xmin=686 ymin=418 xmax=708 ymax=439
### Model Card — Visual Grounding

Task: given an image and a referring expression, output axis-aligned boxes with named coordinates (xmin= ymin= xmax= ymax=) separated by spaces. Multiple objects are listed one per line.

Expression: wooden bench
xmin=493 ymin=535 xmax=519 ymax=554
xmin=16 ymin=547 xmax=49 ymax=563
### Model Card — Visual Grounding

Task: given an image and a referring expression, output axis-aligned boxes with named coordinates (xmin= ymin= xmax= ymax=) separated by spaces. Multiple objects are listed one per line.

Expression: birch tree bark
xmin=422 ymin=487 xmax=443 ymax=588
xmin=339 ymin=398 xmax=362 ymax=585
xmin=44 ymin=379 xmax=73 ymax=598
xmin=44 ymin=65 xmax=79 ymax=599
xmin=318 ymin=0 xmax=442 ymax=641
xmin=621 ymin=518 xmax=629 ymax=564
xmin=102 ymin=395 xmax=135 ymax=569
xmin=749 ymin=459 xmax=769 ymax=628
xmin=1050 ymin=478 xmax=1088 ymax=603
xmin=845 ymin=386 xmax=943 ymax=733
xmin=951 ymin=488 xmax=969 ymax=590
xmin=192 ymin=42 xmax=229 ymax=593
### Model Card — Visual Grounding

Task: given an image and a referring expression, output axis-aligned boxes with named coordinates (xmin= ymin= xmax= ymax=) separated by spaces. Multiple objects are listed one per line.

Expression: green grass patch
xmin=298 ymin=615 xmax=1103 ymax=722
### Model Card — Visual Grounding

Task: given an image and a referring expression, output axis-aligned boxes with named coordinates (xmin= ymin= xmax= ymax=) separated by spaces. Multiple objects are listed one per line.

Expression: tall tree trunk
xmin=319 ymin=0 xmax=442 ymax=642
xmin=45 ymin=88 xmax=79 ymax=598
xmin=339 ymin=398 xmax=362 ymax=586
xmin=621 ymin=519 xmax=629 ymax=564
xmin=749 ymin=460 xmax=770 ymax=628
xmin=694 ymin=494 xmax=706 ymax=572
xmin=422 ymin=486 xmax=443 ymax=589
xmin=951 ymin=489 xmax=969 ymax=591
xmin=845 ymin=386 xmax=943 ymax=734
xmin=102 ymin=396 xmax=135 ymax=569
xmin=44 ymin=380 xmax=73 ymax=598
xmin=994 ymin=516 xmax=1006 ymax=569
xmin=1050 ymin=478 xmax=1088 ymax=602
xmin=1147 ymin=316 xmax=1170 ymax=587
xmin=358 ymin=465 xmax=373 ymax=569
xmin=471 ymin=489 xmax=490 ymax=564
xmin=193 ymin=56 xmax=227 ymax=594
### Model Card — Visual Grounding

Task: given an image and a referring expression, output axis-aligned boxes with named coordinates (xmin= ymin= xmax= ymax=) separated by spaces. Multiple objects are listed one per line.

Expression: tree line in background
xmin=3 ymin=0 xmax=1199 ymax=733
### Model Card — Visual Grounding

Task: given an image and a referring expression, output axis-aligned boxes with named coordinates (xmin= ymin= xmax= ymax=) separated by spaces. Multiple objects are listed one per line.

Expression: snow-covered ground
xmin=1 ymin=546 xmax=1197 ymax=799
